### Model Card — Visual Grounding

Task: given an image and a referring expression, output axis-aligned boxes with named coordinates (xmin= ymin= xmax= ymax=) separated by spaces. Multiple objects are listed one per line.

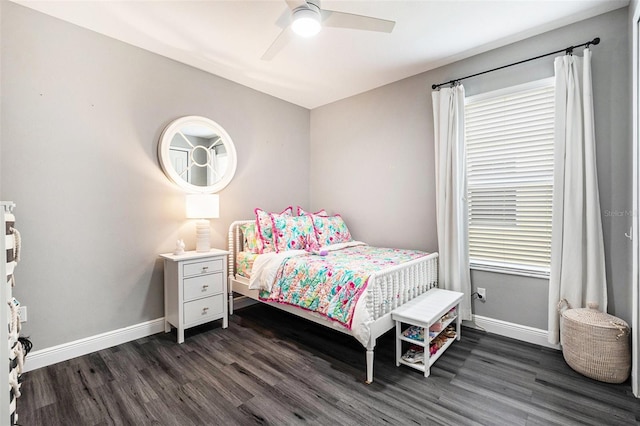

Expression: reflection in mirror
xmin=158 ymin=116 xmax=237 ymax=193
xmin=169 ymin=128 xmax=228 ymax=186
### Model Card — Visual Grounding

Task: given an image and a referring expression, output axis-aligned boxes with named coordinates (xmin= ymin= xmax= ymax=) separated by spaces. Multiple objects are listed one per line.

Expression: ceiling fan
xmin=262 ymin=0 xmax=396 ymax=61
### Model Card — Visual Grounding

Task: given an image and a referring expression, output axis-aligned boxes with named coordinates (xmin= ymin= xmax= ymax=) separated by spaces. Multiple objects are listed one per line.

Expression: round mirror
xmin=158 ymin=116 xmax=237 ymax=193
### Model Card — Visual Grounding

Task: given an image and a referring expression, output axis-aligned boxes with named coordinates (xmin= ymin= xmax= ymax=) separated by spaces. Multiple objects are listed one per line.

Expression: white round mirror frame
xmin=158 ymin=116 xmax=238 ymax=193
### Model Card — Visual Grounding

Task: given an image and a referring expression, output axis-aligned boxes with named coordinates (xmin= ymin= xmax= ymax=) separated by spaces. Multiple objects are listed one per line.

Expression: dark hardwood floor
xmin=18 ymin=304 xmax=640 ymax=425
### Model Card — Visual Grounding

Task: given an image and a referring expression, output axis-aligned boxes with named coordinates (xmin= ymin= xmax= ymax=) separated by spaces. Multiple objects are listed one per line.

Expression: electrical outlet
xmin=17 ymin=306 xmax=27 ymax=323
xmin=477 ymin=288 xmax=487 ymax=302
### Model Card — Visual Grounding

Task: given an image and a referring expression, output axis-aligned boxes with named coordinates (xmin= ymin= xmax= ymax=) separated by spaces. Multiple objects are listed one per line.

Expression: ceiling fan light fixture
xmin=291 ymin=8 xmax=321 ymax=37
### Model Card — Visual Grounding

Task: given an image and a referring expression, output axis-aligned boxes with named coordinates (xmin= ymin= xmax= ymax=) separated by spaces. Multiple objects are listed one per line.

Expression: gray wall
xmin=0 ymin=2 xmax=310 ymax=349
xmin=310 ymin=76 xmax=438 ymax=252
xmin=310 ymin=8 xmax=631 ymax=329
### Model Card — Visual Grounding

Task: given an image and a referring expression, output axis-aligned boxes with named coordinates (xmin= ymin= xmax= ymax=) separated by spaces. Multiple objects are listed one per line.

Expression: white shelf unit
xmin=392 ymin=288 xmax=463 ymax=377
xmin=1 ymin=203 xmax=10 ymax=425
xmin=2 ymin=202 xmax=19 ymax=424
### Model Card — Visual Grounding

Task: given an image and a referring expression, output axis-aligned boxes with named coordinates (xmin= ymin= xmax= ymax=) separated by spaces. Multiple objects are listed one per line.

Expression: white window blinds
xmin=465 ymin=78 xmax=554 ymax=276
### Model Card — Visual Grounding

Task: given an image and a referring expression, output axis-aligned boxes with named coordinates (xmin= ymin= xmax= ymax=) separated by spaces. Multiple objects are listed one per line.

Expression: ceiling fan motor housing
xmin=291 ymin=2 xmax=321 ymax=37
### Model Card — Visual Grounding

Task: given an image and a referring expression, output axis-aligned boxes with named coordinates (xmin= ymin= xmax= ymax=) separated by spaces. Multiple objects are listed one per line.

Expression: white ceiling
xmin=12 ymin=0 xmax=629 ymax=109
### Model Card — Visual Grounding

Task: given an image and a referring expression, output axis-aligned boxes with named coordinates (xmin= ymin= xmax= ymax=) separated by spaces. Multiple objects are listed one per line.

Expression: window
xmin=465 ymin=78 xmax=554 ymax=277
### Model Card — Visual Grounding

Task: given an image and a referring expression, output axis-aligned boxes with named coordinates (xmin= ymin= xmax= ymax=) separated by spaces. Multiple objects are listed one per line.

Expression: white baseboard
xmin=472 ymin=315 xmax=561 ymax=350
xmin=24 ymin=318 xmax=166 ymax=372
xmin=23 ymin=313 xmax=559 ymax=372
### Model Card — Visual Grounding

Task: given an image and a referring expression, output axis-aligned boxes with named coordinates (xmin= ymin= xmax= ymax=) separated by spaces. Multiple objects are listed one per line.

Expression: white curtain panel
xmin=432 ymin=85 xmax=472 ymax=321
xmin=548 ymin=48 xmax=607 ymax=344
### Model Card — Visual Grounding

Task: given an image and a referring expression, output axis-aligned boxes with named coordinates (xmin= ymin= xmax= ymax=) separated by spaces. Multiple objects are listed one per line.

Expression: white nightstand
xmin=160 ymin=249 xmax=229 ymax=343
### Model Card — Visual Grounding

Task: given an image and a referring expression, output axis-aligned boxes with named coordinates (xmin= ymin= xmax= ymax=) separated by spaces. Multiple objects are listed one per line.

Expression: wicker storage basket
xmin=559 ymin=301 xmax=630 ymax=384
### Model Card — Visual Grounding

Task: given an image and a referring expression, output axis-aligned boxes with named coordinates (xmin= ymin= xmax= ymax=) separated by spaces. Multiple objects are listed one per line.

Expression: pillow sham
xmin=255 ymin=206 xmax=293 ymax=253
xmin=239 ymin=222 xmax=260 ymax=253
xmin=297 ymin=207 xmax=328 ymax=217
xmin=312 ymin=214 xmax=353 ymax=247
xmin=272 ymin=214 xmax=318 ymax=252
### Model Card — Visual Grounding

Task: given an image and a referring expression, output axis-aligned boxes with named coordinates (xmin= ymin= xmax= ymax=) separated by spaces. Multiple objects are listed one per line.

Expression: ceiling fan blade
xmin=321 ymin=10 xmax=395 ymax=33
xmin=285 ymin=0 xmax=308 ymax=11
xmin=261 ymin=26 xmax=295 ymax=61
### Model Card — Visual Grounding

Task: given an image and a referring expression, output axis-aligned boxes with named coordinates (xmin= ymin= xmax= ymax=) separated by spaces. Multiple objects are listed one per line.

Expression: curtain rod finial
xmin=592 ymin=37 xmax=600 ymax=46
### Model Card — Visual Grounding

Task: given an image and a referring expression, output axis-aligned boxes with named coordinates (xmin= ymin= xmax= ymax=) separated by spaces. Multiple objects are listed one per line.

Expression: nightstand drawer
xmin=184 ymin=294 xmax=224 ymax=325
xmin=183 ymin=272 xmax=224 ymax=301
xmin=183 ymin=258 xmax=223 ymax=277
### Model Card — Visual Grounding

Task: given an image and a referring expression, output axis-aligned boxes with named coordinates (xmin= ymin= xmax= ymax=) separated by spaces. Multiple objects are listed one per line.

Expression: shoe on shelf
xmin=402 ymin=346 xmax=424 ymax=364
xmin=402 ymin=325 xmax=424 ymax=341
xmin=444 ymin=325 xmax=456 ymax=338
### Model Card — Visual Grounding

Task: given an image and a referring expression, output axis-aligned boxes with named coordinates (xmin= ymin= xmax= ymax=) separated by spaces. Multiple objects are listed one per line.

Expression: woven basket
xmin=559 ymin=300 xmax=630 ymax=384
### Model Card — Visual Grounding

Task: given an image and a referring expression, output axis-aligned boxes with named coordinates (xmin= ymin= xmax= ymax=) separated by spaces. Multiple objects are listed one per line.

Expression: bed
xmin=227 ymin=215 xmax=439 ymax=383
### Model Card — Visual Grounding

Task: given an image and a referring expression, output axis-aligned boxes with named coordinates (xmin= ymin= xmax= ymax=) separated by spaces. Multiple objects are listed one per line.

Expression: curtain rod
xmin=431 ymin=37 xmax=600 ymax=90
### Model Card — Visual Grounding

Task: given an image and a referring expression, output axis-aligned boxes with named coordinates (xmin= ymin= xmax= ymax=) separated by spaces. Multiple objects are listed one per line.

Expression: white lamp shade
xmin=185 ymin=193 xmax=220 ymax=219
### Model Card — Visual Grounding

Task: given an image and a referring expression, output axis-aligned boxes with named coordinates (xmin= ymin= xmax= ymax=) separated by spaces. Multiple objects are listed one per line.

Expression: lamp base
xmin=194 ymin=219 xmax=211 ymax=253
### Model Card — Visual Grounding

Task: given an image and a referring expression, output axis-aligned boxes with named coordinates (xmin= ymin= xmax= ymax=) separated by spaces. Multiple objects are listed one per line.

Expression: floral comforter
xmin=250 ymin=243 xmax=427 ymax=329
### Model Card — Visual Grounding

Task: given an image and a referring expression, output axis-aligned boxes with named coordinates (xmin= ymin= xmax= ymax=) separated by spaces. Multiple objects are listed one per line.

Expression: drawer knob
xmin=201 ymin=266 xmax=209 ymax=272
xmin=201 ymin=307 xmax=209 ymax=315
xmin=202 ymin=284 xmax=209 ymax=291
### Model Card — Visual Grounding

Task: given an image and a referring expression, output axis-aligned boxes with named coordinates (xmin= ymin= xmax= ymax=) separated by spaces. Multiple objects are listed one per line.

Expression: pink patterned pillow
xmin=297 ymin=206 xmax=328 ymax=217
xmin=272 ymin=214 xmax=318 ymax=252
xmin=255 ymin=206 xmax=293 ymax=253
xmin=312 ymin=214 xmax=353 ymax=247
xmin=239 ymin=222 xmax=260 ymax=253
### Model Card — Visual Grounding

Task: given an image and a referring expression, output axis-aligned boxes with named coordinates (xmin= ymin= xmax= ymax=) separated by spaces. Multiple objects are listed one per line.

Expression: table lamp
xmin=185 ymin=193 xmax=219 ymax=252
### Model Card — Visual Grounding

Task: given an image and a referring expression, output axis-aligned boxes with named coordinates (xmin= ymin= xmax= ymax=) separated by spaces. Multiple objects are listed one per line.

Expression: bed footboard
xmin=366 ymin=252 xmax=439 ymax=320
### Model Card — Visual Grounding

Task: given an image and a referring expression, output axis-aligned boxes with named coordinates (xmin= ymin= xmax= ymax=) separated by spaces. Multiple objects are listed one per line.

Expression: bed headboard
xmin=227 ymin=220 xmax=254 ymax=279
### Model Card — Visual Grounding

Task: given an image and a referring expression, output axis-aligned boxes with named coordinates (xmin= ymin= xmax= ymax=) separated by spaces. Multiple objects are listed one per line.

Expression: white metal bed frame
xmin=227 ymin=220 xmax=439 ymax=383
